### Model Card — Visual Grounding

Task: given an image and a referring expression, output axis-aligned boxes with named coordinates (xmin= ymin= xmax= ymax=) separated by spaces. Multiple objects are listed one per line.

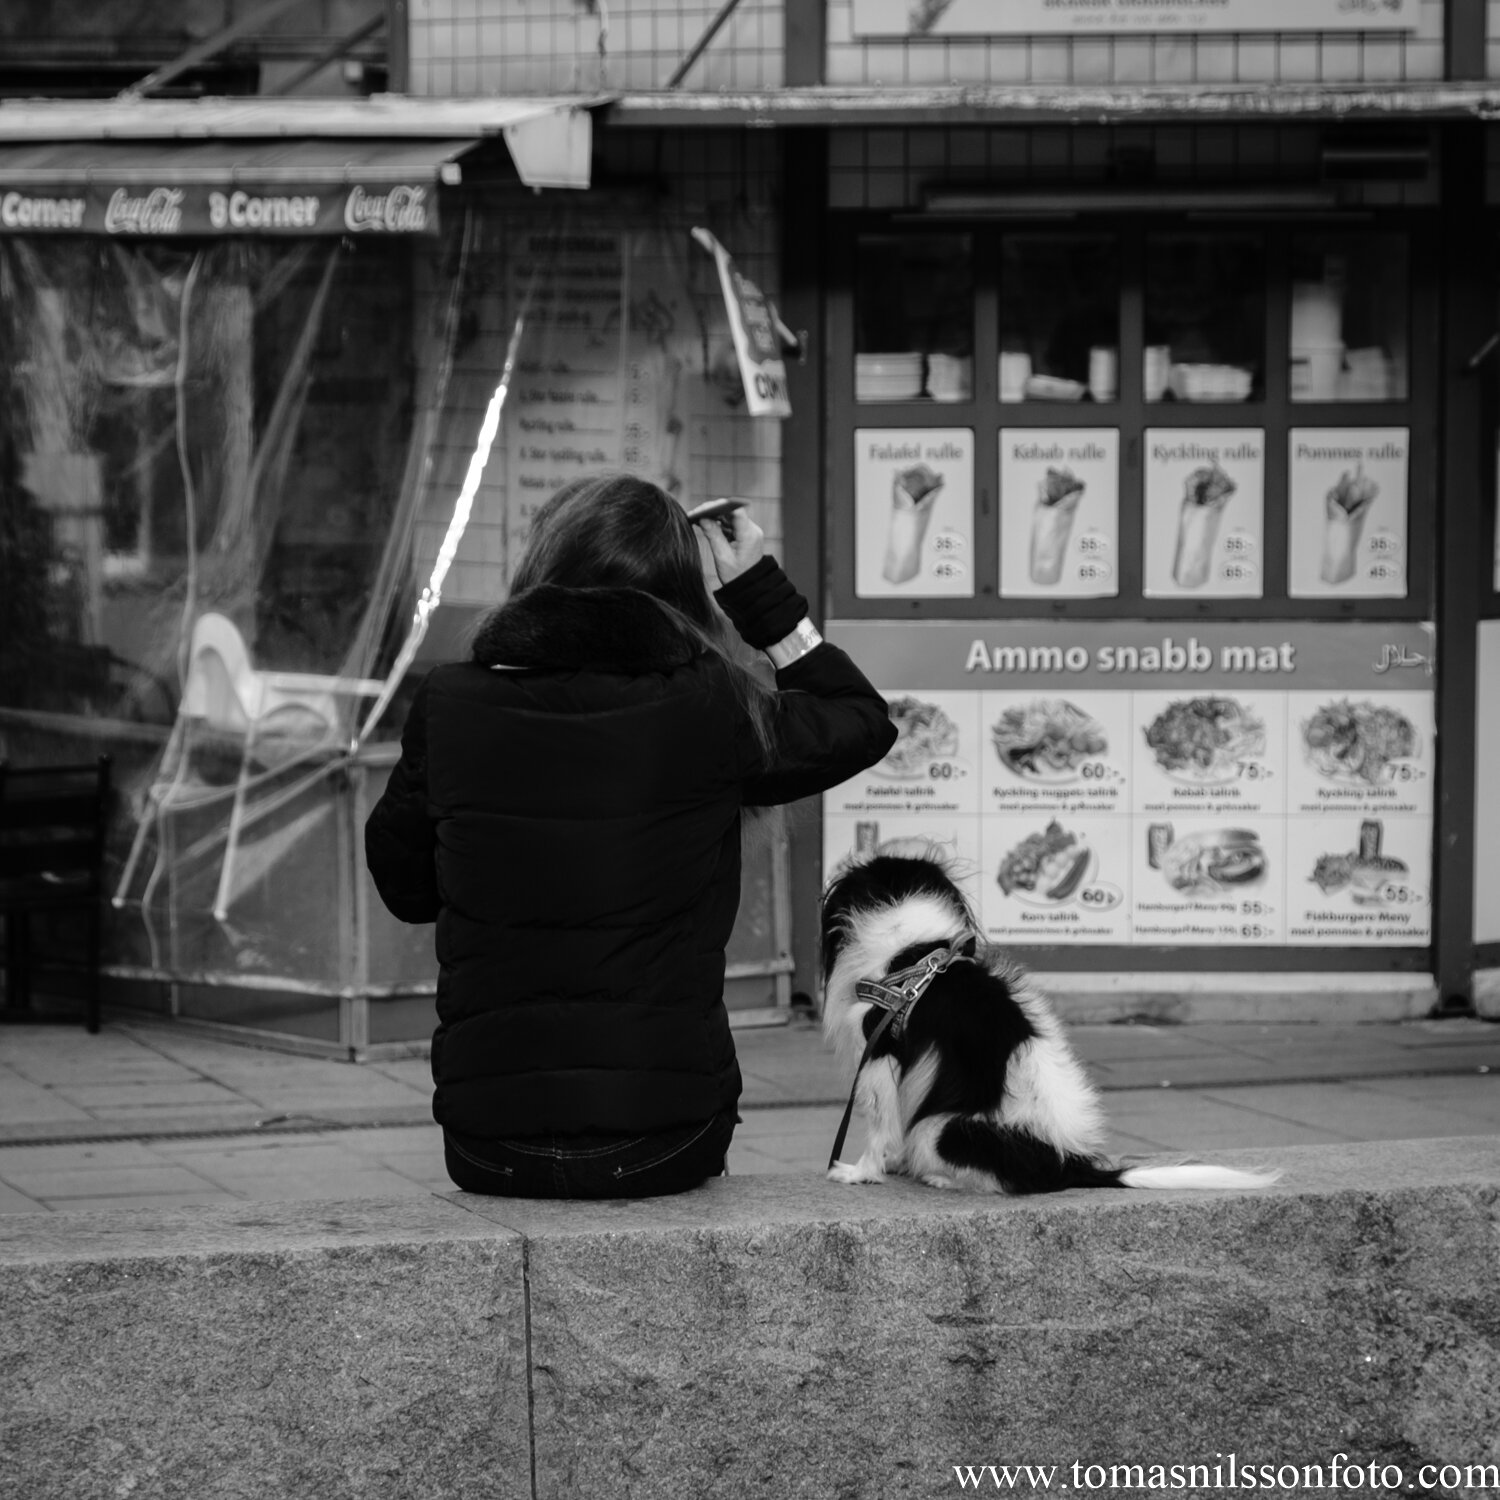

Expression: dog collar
xmin=853 ymin=935 xmax=979 ymax=1041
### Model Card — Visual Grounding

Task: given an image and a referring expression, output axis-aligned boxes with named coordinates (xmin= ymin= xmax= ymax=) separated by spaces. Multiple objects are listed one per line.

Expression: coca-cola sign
xmin=343 ymin=184 xmax=429 ymax=234
xmin=103 ymin=187 xmax=185 ymax=235
xmin=0 ymin=180 xmax=440 ymax=237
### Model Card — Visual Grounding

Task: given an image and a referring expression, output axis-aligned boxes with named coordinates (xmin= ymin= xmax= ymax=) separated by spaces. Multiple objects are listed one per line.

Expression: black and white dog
xmin=821 ymin=848 xmax=1280 ymax=1195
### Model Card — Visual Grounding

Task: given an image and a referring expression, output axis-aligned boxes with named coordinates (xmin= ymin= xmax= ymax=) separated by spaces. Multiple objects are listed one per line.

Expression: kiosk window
xmin=854 ymin=233 xmax=973 ymax=403
xmin=1144 ymin=233 xmax=1265 ymax=404
xmin=998 ymin=233 xmax=1121 ymax=406
xmin=1289 ymin=232 xmax=1410 ymax=403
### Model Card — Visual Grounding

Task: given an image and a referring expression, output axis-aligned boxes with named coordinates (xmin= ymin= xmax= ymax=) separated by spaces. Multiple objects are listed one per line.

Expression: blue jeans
xmin=443 ymin=1110 xmax=737 ymax=1199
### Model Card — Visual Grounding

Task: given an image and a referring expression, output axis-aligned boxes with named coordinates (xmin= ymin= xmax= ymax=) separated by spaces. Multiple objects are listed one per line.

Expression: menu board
xmin=854 ymin=429 xmax=974 ymax=598
xmin=1285 ymin=814 xmax=1432 ymax=947
xmin=1143 ymin=430 xmax=1265 ymax=600
xmin=998 ymin=429 xmax=1119 ymax=599
xmin=504 ymin=232 xmax=624 ymax=579
xmin=1287 ymin=429 xmax=1408 ymax=599
xmin=824 ymin=620 xmax=1435 ymax=950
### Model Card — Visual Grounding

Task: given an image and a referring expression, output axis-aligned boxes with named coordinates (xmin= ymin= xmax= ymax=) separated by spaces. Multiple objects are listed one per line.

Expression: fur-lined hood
xmin=469 ymin=584 xmax=703 ymax=674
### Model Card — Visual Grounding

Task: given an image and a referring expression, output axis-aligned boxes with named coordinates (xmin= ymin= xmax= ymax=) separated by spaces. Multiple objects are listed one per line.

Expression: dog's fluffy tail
xmin=1117 ymin=1163 xmax=1282 ymax=1191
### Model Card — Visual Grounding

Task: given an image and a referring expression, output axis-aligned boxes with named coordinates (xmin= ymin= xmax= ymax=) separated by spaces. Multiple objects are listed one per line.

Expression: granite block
xmin=0 ymin=1198 xmax=529 ymax=1500
xmin=459 ymin=1141 xmax=1500 ymax=1500
xmin=4 ymin=1142 xmax=1499 ymax=1500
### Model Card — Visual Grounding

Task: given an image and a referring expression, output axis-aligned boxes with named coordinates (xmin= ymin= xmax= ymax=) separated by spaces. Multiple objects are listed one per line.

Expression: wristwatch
xmin=765 ymin=617 xmax=824 ymax=668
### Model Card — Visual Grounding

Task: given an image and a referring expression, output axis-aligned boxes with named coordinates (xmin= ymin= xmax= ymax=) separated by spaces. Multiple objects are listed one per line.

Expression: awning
xmin=0 ymin=95 xmax=608 ymax=235
xmin=606 ymin=81 xmax=1500 ymax=128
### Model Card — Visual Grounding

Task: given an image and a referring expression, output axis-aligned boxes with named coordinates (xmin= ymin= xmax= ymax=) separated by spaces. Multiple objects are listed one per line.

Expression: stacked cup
xmin=1291 ymin=282 xmax=1344 ymax=401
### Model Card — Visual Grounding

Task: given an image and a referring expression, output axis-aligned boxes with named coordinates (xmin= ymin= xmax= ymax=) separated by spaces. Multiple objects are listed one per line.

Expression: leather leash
xmin=827 ymin=935 xmax=978 ymax=1171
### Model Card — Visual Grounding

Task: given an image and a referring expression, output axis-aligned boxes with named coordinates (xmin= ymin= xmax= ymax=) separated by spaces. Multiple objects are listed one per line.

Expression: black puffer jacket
xmin=364 ymin=560 xmax=895 ymax=1140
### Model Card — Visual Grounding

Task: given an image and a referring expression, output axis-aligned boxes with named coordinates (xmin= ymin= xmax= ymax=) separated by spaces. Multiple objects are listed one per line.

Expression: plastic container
xmin=1291 ymin=344 xmax=1344 ymax=402
xmin=1291 ymin=283 xmax=1342 ymax=347
xmin=998 ymin=352 xmax=1032 ymax=403
xmin=1143 ymin=346 xmax=1172 ymax=403
xmin=1087 ymin=346 xmax=1118 ymax=403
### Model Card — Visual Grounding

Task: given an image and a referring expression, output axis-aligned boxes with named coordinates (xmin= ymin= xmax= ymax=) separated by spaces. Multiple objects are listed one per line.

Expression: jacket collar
xmin=470 ymin=584 xmax=702 ymax=673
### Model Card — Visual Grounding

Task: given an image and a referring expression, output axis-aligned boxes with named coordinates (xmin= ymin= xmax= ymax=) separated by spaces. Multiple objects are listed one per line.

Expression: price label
xmin=932 ymin=531 xmax=967 ymax=553
xmin=1220 ymin=560 xmax=1260 ymax=582
xmin=927 ymin=761 xmax=967 ymax=781
xmin=1077 ymin=533 xmax=1112 ymax=555
xmin=1077 ymin=561 xmax=1114 ymax=582
xmin=931 ymin=559 xmax=967 ymax=579
xmin=1367 ymin=532 xmax=1403 ymax=556
xmin=1378 ymin=881 xmax=1427 ymax=907
xmin=1240 ymin=923 xmax=1273 ymax=940
xmin=1079 ymin=761 xmax=1117 ymax=782
xmin=1222 ymin=533 xmax=1257 ymax=555
xmin=1240 ymin=900 xmax=1275 ymax=917
xmin=1384 ymin=763 xmax=1425 ymax=785
xmin=1237 ymin=761 xmax=1274 ymax=781
xmin=1079 ymin=882 xmax=1122 ymax=911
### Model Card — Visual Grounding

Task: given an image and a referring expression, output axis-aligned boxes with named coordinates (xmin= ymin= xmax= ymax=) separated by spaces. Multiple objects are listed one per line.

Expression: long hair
xmin=499 ymin=473 xmax=776 ymax=765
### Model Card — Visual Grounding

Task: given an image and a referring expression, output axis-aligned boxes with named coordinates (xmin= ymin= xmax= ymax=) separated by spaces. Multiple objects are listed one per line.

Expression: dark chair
xmin=0 ymin=757 xmax=112 ymax=1033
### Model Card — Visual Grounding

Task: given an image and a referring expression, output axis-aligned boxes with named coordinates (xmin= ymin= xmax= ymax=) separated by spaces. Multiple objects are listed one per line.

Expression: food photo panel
xmin=1130 ymin=689 xmax=1287 ymax=818
xmin=823 ymin=691 xmax=981 ymax=819
xmin=1284 ymin=814 xmax=1433 ymax=947
xmin=1287 ymin=429 xmax=1408 ymax=599
xmin=1129 ymin=815 xmax=1287 ymax=945
xmin=1284 ymin=690 xmax=1434 ymax=818
xmin=980 ymin=813 xmax=1131 ymax=945
xmin=998 ymin=429 xmax=1119 ymax=599
xmin=822 ymin=814 xmax=983 ymax=908
xmin=854 ymin=428 xmax=974 ymax=598
xmin=1143 ymin=430 xmax=1265 ymax=599
xmin=979 ymin=691 xmax=1132 ymax=817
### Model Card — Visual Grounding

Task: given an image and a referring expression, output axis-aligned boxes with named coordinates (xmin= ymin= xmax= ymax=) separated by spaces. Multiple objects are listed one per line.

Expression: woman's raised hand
xmin=696 ymin=504 xmax=765 ymax=585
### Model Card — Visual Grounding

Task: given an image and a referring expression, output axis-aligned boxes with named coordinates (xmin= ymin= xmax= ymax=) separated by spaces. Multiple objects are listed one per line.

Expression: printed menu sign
xmin=1132 ymin=690 xmax=1286 ymax=818
xmin=854 ymin=429 xmax=974 ymax=598
xmin=1285 ymin=815 xmax=1431 ymax=946
xmin=981 ymin=691 xmax=1130 ymax=817
xmin=1285 ymin=691 xmax=1433 ymax=818
xmin=850 ymin=0 xmax=1418 ymax=35
xmin=1143 ymin=430 xmax=1265 ymax=600
xmin=503 ymin=232 xmax=623 ymax=579
xmin=1287 ymin=428 xmax=1408 ymax=599
xmin=1131 ymin=817 xmax=1286 ymax=946
xmin=823 ymin=620 xmax=1435 ymax=949
xmin=825 ymin=691 xmax=980 ymax=818
xmin=982 ymin=815 xmax=1131 ymax=946
xmin=999 ymin=429 xmax=1119 ymax=599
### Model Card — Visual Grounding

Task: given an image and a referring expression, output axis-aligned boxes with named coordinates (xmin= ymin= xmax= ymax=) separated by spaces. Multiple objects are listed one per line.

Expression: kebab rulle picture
xmin=882 ymin=462 xmax=945 ymax=585
xmin=1172 ymin=462 xmax=1236 ymax=590
xmin=1320 ymin=465 xmax=1380 ymax=586
xmin=1029 ymin=466 xmax=1087 ymax=586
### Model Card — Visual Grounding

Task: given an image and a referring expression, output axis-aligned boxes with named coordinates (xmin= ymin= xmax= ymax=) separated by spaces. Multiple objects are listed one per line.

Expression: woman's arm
xmin=363 ymin=675 xmax=442 ymax=924
xmin=741 ymin=638 xmax=898 ymax=807
xmin=698 ymin=511 xmax=896 ymax=808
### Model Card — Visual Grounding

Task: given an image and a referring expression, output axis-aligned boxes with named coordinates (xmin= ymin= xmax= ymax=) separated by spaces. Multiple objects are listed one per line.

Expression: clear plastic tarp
xmin=1 ymin=225 xmax=463 ymax=993
xmin=0 ymin=196 xmax=789 ymax=1030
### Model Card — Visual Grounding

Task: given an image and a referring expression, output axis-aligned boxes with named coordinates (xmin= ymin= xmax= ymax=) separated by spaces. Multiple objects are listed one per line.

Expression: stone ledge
xmin=2 ymin=1140 xmax=1498 ymax=1500
xmin=1042 ymin=970 xmax=1439 ymax=1024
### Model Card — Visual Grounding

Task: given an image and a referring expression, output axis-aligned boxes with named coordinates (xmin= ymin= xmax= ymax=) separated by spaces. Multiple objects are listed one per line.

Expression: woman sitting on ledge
xmin=364 ymin=473 xmax=896 ymax=1199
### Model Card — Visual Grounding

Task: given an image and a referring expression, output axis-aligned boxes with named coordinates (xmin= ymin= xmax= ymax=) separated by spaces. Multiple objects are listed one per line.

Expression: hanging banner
xmin=0 ymin=182 xmax=440 ymax=236
xmin=850 ymin=0 xmax=1418 ymax=37
xmin=691 ymin=227 xmax=792 ymax=419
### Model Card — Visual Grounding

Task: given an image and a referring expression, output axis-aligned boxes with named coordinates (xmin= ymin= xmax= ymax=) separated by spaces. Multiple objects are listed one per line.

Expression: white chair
xmin=115 ymin=612 xmax=384 ymax=922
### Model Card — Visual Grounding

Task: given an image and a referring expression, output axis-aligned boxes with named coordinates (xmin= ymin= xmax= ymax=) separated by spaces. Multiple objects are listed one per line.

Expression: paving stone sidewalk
xmin=1 ymin=1012 xmax=1497 ymax=1213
